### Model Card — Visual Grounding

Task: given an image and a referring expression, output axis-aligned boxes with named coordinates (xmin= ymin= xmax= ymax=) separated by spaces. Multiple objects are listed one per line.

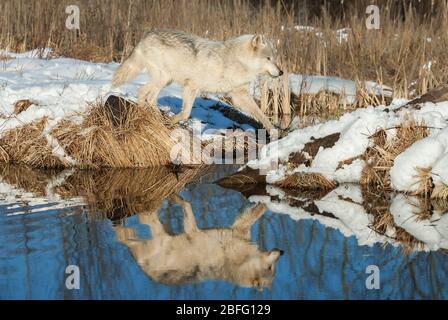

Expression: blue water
xmin=0 ymin=167 xmax=447 ymax=300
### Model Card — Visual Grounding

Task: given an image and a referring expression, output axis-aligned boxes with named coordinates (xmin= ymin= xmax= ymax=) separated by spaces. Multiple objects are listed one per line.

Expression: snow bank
xmin=390 ymin=137 xmax=445 ymax=192
xmin=248 ymin=99 xmax=448 ymax=195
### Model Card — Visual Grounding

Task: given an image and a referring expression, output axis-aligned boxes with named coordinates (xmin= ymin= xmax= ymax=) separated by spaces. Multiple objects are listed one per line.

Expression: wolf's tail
xmin=111 ymin=49 xmax=141 ymax=88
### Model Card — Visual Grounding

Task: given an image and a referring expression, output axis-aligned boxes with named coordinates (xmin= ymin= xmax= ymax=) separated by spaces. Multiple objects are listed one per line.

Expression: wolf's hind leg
xmin=171 ymin=86 xmax=198 ymax=124
xmin=232 ymin=203 xmax=266 ymax=240
xmin=137 ymin=82 xmax=165 ymax=108
xmin=170 ymin=194 xmax=199 ymax=234
xmin=137 ymin=72 xmax=170 ymax=108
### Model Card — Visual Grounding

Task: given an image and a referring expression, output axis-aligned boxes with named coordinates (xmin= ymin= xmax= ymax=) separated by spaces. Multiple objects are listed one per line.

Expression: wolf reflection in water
xmin=114 ymin=194 xmax=283 ymax=291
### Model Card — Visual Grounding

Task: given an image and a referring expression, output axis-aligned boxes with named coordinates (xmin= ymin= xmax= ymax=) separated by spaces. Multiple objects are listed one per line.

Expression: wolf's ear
xmin=251 ymin=34 xmax=266 ymax=49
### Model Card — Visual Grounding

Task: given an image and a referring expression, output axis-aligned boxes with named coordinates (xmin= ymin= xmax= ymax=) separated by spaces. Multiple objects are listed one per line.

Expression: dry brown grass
xmin=50 ymin=99 xmax=199 ymax=168
xmin=0 ymin=97 xmax=202 ymax=168
xmin=431 ymin=184 xmax=448 ymax=200
xmin=275 ymin=172 xmax=336 ymax=190
xmin=0 ymin=118 xmax=68 ymax=168
xmin=258 ymin=75 xmax=293 ymax=128
xmin=414 ymin=167 xmax=434 ymax=197
xmin=1 ymin=0 xmax=448 ymax=106
xmin=360 ymin=119 xmax=429 ymax=189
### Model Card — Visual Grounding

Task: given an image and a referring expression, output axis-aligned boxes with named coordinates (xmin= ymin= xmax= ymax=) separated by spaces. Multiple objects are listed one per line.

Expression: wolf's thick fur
xmin=114 ymin=195 xmax=282 ymax=290
xmin=112 ymin=29 xmax=283 ymax=130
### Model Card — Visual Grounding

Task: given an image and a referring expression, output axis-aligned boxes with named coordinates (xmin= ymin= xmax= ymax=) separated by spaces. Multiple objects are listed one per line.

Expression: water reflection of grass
xmin=0 ymin=164 xmax=208 ymax=219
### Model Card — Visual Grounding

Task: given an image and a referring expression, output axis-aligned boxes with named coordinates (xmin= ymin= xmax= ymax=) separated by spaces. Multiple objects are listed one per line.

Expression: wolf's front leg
xmin=138 ymin=211 xmax=169 ymax=238
xmin=229 ymin=89 xmax=274 ymax=131
xmin=114 ymin=225 xmax=144 ymax=249
xmin=171 ymin=86 xmax=198 ymax=124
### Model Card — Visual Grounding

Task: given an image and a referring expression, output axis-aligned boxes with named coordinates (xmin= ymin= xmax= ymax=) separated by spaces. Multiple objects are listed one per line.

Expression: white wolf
xmin=111 ymin=29 xmax=283 ymax=130
xmin=114 ymin=195 xmax=283 ymax=290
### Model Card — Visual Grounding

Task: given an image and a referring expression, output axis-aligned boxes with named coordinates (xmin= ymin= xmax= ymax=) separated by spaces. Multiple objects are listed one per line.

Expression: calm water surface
xmin=0 ymin=165 xmax=447 ymax=299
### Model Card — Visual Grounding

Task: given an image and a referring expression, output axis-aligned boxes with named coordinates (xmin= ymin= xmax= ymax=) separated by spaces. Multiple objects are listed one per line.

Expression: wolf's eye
xmin=267 ymin=57 xmax=271 ymax=61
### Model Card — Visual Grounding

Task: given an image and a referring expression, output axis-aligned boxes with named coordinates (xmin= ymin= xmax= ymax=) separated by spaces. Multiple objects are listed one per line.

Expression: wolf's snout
xmin=279 ymin=70 xmax=284 ymax=76
xmin=273 ymin=248 xmax=284 ymax=256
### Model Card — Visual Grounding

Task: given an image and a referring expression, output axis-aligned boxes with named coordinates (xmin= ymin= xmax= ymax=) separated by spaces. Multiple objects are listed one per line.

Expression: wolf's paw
xmin=171 ymin=114 xmax=186 ymax=124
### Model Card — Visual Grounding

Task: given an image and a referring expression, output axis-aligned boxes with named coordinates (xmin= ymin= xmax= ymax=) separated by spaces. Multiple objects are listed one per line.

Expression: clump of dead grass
xmin=431 ymin=184 xmax=448 ymax=201
xmin=360 ymin=119 xmax=429 ymax=190
xmin=0 ymin=118 xmax=67 ymax=168
xmin=413 ymin=167 xmax=434 ymax=197
xmin=0 ymin=97 xmax=201 ymax=169
xmin=50 ymin=99 xmax=195 ymax=168
xmin=275 ymin=172 xmax=336 ymax=190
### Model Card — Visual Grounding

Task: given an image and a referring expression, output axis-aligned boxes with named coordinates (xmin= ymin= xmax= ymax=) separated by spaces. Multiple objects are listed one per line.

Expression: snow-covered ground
xmin=1 ymin=49 xmax=389 ymax=134
xmin=1 ymin=49 xmax=447 ymax=196
xmin=0 ymin=49 xmax=247 ymax=134
xmin=248 ymin=99 xmax=448 ymax=195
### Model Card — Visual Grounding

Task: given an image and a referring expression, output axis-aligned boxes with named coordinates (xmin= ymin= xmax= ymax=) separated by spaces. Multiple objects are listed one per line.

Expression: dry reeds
xmin=414 ymin=167 xmax=434 ymax=197
xmin=257 ymin=75 xmax=393 ymax=129
xmin=2 ymin=0 xmax=448 ymax=102
xmin=360 ymin=119 xmax=429 ymax=189
xmin=431 ymin=184 xmax=448 ymax=201
xmin=258 ymin=75 xmax=292 ymax=128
